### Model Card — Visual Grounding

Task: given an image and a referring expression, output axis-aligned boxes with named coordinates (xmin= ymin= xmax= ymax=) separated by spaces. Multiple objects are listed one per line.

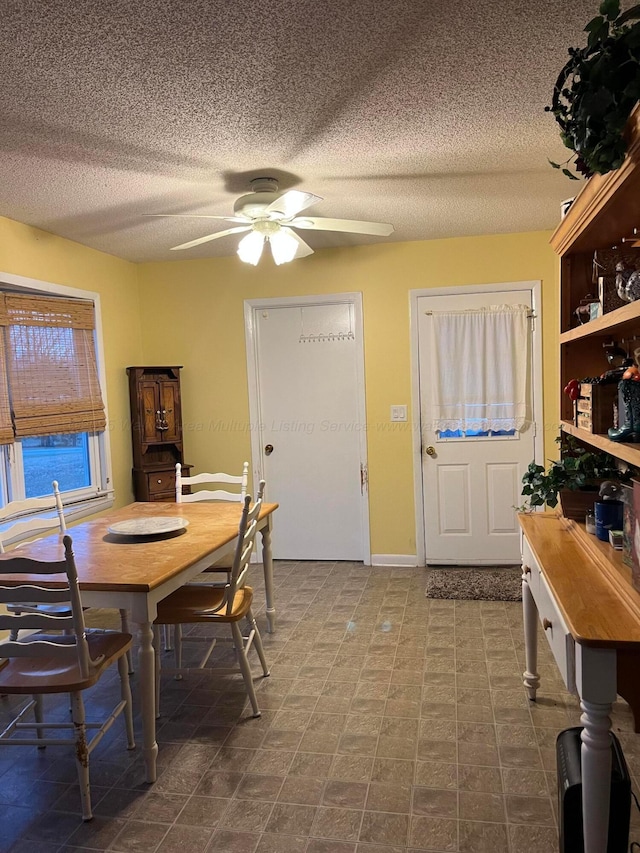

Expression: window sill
xmin=0 ymin=492 xmax=114 ymax=548
xmin=63 ymin=492 xmax=115 ymax=524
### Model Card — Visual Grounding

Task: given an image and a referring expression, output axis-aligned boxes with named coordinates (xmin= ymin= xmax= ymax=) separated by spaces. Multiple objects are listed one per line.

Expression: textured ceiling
xmin=0 ymin=0 xmax=598 ymax=262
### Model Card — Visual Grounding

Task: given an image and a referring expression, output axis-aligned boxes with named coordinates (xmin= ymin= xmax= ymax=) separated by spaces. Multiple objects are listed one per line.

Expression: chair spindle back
xmin=175 ymin=462 xmax=249 ymax=503
xmin=0 ymin=535 xmax=94 ymax=677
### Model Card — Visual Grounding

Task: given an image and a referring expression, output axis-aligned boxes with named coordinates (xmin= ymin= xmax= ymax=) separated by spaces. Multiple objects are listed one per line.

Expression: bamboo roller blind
xmin=0 ymin=293 xmax=106 ymax=442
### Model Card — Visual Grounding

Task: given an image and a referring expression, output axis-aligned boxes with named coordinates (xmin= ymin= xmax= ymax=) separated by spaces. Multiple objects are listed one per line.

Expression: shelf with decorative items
xmin=552 ymin=94 xmax=640 ymax=488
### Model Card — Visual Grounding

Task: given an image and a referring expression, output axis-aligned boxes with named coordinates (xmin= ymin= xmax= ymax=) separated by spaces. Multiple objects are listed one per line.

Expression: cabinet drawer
xmin=147 ymin=471 xmax=176 ymax=495
xmin=532 ymin=565 xmax=576 ymax=692
xmin=522 ymin=539 xmax=540 ymax=597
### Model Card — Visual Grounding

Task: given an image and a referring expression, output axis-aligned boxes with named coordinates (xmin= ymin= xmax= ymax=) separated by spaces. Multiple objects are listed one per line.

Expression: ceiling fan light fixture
xmin=269 ymin=228 xmax=299 ymax=265
xmin=237 ymin=230 xmax=264 ymax=265
xmin=156 ymin=177 xmax=393 ymax=260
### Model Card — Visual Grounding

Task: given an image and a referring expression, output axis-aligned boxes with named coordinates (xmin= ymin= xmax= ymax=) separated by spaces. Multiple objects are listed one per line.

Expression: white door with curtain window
xmin=245 ymin=294 xmax=370 ymax=562
xmin=418 ymin=287 xmax=537 ymax=565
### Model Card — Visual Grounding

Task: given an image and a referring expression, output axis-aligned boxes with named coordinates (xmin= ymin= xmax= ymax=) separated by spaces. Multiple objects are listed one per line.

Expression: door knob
xmin=264 ymin=444 xmax=274 ymax=456
xmin=425 ymin=445 xmax=436 ymax=457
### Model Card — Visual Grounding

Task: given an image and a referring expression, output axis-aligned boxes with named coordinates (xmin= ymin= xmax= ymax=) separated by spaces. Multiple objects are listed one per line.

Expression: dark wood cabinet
xmin=127 ymin=366 xmax=191 ymax=501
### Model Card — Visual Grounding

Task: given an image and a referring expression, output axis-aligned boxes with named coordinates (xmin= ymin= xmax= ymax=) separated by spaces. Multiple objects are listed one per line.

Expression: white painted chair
xmin=164 ymin=461 xmax=249 ymax=654
xmin=3 ymin=481 xmax=69 ymax=639
xmin=2 ymin=482 xmax=133 ymax=674
xmin=153 ymin=484 xmax=269 ymax=717
xmin=0 ymin=534 xmax=135 ymax=821
xmin=176 ymin=461 xmax=249 ymax=505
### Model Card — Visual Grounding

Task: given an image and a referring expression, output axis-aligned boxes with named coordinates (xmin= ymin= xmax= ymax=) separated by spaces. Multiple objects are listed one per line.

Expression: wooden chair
xmin=176 ymin=460 xmax=249 ymax=505
xmin=3 ymin=481 xmax=70 ymax=639
xmin=1 ymin=483 xmax=133 ymax=674
xmin=164 ymin=461 xmax=249 ymax=654
xmin=154 ymin=485 xmax=270 ymax=717
xmin=0 ymin=535 xmax=135 ymax=821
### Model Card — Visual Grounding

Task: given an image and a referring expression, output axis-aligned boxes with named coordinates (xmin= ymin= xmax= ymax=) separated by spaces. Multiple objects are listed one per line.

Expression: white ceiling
xmin=0 ymin=0 xmax=596 ymax=263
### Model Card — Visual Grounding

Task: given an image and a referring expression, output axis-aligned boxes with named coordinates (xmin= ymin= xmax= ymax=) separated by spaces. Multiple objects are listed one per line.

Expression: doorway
xmin=245 ymin=293 xmax=370 ymax=562
xmin=410 ymin=282 xmax=544 ymax=566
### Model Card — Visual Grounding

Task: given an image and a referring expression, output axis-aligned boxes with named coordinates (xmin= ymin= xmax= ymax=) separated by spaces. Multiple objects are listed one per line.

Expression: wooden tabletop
xmin=0 ymin=501 xmax=278 ymax=592
xmin=519 ymin=512 xmax=640 ymax=648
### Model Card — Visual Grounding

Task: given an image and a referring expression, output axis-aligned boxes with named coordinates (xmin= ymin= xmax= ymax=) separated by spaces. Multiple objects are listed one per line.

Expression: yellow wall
xmin=0 ymin=217 xmax=559 ymax=554
xmin=138 ymin=231 xmax=559 ymax=557
xmin=0 ymin=216 xmax=144 ymax=506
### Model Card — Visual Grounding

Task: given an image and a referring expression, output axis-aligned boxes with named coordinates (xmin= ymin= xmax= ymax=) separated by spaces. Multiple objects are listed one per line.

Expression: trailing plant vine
xmin=547 ymin=0 xmax=640 ymax=178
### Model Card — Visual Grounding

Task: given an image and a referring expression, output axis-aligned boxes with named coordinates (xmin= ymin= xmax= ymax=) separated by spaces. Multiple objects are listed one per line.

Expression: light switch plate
xmin=390 ymin=405 xmax=407 ymax=422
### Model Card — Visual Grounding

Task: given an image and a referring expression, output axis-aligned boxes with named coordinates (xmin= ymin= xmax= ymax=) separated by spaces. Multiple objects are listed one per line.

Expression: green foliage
xmin=547 ymin=1 xmax=640 ymax=177
xmin=520 ymin=434 xmax=629 ymax=509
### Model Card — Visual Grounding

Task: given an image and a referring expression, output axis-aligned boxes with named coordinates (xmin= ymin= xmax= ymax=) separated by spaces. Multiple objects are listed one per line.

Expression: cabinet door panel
xmin=159 ymin=381 xmax=181 ymax=442
xmin=140 ymin=382 xmax=160 ymax=444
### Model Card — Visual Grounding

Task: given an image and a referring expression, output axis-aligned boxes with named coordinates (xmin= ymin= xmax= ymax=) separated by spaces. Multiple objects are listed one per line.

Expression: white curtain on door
xmin=429 ymin=304 xmax=530 ymax=433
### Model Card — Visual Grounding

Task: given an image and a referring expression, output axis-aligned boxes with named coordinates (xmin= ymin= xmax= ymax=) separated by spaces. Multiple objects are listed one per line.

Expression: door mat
xmin=425 ymin=567 xmax=522 ymax=601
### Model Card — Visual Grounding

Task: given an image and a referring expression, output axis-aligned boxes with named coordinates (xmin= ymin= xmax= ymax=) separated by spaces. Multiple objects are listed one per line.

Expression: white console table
xmin=519 ymin=512 xmax=640 ymax=853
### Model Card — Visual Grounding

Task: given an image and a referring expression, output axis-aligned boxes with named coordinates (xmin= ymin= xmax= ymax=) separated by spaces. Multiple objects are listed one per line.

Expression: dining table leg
xmin=260 ymin=519 xmax=276 ymax=633
xmin=137 ymin=619 xmax=159 ymax=783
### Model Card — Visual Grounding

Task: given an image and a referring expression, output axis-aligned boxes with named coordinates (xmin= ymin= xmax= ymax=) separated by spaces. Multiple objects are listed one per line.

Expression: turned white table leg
xmin=260 ymin=521 xmax=276 ymax=633
xmin=581 ymin=700 xmax=613 ymax=853
xmin=522 ymin=566 xmax=540 ymax=700
xmin=137 ymin=620 xmax=159 ymax=783
xmin=576 ymin=644 xmax=617 ymax=853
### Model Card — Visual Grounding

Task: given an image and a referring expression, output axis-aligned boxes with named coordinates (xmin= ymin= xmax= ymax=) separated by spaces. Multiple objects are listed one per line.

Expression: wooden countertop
xmin=0 ymin=501 xmax=278 ymax=593
xmin=519 ymin=512 xmax=640 ymax=648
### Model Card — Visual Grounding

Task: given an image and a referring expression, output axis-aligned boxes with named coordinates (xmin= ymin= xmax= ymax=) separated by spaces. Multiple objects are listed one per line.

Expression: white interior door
xmin=246 ymin=296 xmax=369 ymax=562
xmin=418 ymin=288 xmax=536 ymax=565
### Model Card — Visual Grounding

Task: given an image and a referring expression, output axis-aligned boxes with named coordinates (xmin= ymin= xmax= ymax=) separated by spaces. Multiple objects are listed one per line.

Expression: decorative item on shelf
xmin=616 ymin=263 xmax=640 ymax=302
xmin=520 ymin=433 xmax=631 ymax=518
xmin=575 ymin=381 xmax=618 ymax=433
xmin=547 ymin=2 xmax=640 ymax=178
xmin=594 ymin=248 xmax=640 ymax=314
xmin=621 ymin=482 xmax=636 ymax=566
xmin=609 ymin=376 xmax=640 ymax=442
xmin=609 ymin=529 xmax=624 ymax=549
xmin=574 ymin=294 xmax=601 ymax=325
xmin=595 ymin=480 xmax=624 ymax=541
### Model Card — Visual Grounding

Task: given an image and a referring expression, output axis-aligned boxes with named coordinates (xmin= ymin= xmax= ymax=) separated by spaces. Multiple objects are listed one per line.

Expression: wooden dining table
xmin=0 ymin=499 xmax=278 ymax=783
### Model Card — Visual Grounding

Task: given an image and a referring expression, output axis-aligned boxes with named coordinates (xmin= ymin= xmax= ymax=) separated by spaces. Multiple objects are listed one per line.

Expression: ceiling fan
xmin=147 ymin=177 xmax=394 ymax=265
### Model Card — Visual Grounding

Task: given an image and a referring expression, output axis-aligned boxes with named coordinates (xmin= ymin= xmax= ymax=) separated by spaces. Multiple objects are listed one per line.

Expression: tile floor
xmin=1 ymin=561 xmax=639 ymax=852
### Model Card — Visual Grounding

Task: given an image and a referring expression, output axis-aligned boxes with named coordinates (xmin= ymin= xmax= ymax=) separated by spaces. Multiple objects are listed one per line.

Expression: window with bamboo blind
xmin=0 ymin=294 xmax=106 ymax=440
xmin=0 ymin=285 xmax=111 ymax=511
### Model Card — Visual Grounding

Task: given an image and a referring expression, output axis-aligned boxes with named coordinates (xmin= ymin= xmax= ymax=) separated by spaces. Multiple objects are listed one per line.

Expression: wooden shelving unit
xmin=554 ymin=103 xmax=640 ymax=434
xmin=550 ymin=102 xmax=640 ymax=612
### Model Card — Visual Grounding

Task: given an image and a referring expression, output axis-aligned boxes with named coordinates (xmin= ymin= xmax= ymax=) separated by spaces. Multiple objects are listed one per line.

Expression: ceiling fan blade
xmin=289 ymin=216 xmax=394 ymax=236
xmin=170 ymin=225 xmax=252 ymax=251
xmin=146 ymin=214 xmax=249 ymax=223
xmin=265 ymin=190 xmax=322 ymax=219
xmin=281 ymin=227 xmax=314 ymax=259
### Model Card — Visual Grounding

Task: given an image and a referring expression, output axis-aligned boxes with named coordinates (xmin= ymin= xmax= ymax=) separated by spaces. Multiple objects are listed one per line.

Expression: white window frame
xmin=0 ymin=270 xmax=114 ymax=525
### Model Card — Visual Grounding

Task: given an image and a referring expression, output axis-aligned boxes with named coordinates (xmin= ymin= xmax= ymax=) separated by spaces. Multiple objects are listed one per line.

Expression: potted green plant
xmin=547 ymin=0 xmax=640 ymax=179
xmin=520 ymin=434 xmax=631 ymax=517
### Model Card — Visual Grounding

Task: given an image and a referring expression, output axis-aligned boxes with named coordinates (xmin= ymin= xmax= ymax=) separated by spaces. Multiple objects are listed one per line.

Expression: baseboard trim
xmin=371 ymin=554 xmax=419 ymax=567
